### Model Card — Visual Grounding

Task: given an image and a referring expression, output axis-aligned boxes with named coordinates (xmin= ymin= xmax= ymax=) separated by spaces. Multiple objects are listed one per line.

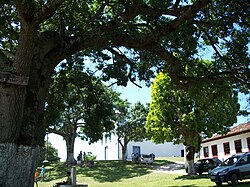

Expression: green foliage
xmin=116 ymin=102 xmax=149 ymax=144
xmin=46 ymin=60 xmax=119 ymax=143
xmin=146 ymin=71 xmax=240 ymax=150
xmin=85 ymin=152 xmax=97 ymax=161
xmin=1 ymin=0 xmax=249 ymax=88
xmin=37 ymin=142 xmax=60 ymax=166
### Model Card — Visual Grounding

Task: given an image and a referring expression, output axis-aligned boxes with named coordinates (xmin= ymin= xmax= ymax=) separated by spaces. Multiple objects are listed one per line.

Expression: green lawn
xmin=38 ymin=158 xmax=250 ymax=187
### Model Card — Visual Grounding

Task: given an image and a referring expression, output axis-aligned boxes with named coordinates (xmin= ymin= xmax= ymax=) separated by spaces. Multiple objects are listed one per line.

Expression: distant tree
xmin=37 ymin=141 xmax=60 ymax=166
xmin=46 ymin=62 xmax=118 ymax=166
xmin=116 ymin=102 xmax=149 ymax=161
xmin=146 ymin=71 xmax=239 ymax=175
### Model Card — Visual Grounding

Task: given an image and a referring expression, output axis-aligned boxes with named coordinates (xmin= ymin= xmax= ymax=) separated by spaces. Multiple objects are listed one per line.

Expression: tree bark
xmin=0 ymin=143 xmax=40 ymax=187
xmin=121 ymin=145 xmax=127 ymax=162
xmin=186 ymin=145 xmax=196 ymax=175
xmin=118 ymin=138 xmax=128 ymax=162
xmin=0 ymin=24 xmax=56 ymax=186
xmin=65 ymin=136 xmax=77 ymax=166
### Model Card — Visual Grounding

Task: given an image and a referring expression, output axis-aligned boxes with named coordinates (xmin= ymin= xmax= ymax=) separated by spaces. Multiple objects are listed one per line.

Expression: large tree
xmin=0 ymin=0 xmax=249 ymax=186
xmin=46 ymin=61 xmax=117 ymax=166
xmin=146 ymin=71 xmax=239 ymax=175
xmin=116 ymin=102 xmax=149 ymax=161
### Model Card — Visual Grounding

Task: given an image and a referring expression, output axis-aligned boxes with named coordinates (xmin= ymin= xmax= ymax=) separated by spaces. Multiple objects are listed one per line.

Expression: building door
xmin=133 ymin=146 xmax=141 ymax=155
xmin=181 ymin=149 xmax=184 ymax=157
xmin=105 ymin=146 xmax=108 ymax=160
xmin=212 ymin=145 xmax=218 ymax=157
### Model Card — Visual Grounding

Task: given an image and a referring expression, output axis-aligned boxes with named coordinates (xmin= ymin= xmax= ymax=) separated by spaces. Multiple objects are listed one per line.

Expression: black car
xmin=210 ymin=152 xmax=250 ymax=186
xmin=191 ymin=158 xmax=222 ymax=175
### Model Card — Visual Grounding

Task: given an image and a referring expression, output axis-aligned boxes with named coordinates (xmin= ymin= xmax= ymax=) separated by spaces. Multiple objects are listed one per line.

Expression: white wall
xmin=83 ymin=134 xmax=184 ymax=160
xmin=126 ymin=140 xmax=184 ymax=160
xmin=85 ymin=134 xmax=120 ymax=160
xmin=200 ymin=132 xmax=250 ymax=161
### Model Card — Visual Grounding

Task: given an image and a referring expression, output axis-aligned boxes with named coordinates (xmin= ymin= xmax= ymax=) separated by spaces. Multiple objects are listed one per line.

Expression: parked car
xmin=210 ymin=152 xmax=250 ymax=186
xmin=186 ymin=158 xmax=222 ymax=175
xmin=138 ymin=154 xmax=154 ymax=164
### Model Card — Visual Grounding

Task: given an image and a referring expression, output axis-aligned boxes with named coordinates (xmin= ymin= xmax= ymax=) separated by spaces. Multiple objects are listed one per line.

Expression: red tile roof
xmin=202 ymin=122 xmax=250 ymax=143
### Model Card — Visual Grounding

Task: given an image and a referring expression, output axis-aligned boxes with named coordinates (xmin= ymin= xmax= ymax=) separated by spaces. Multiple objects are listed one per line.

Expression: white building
xmin=86 ymin=133 xmax=184 ymax=160
xmin=200 ymin=122 xmax=250 ymax=161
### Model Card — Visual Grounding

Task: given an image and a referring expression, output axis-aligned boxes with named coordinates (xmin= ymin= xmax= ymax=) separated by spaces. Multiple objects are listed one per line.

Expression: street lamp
xmin=43 ymin=132 xmax=49 ymax=164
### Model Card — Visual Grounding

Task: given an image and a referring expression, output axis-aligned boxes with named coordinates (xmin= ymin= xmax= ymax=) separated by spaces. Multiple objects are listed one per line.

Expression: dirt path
xmin=152 ymin=162 xmax=186 ymax=174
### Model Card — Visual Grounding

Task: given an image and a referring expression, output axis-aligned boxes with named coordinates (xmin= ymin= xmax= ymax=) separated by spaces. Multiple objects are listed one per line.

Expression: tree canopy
xmin=116 ymin=102 xmax=149 ymax=161
xmin=46 ymin=60 xmax=119 ymax=165
xmin=146 ymin=70 xmax=240 ymax=174
xmin=1 ymin=0 xmax=249 ymax=89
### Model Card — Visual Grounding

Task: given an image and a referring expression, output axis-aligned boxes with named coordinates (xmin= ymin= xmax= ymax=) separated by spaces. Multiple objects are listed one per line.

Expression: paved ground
xmin=152 ymin=162 xmax=186 ymax=174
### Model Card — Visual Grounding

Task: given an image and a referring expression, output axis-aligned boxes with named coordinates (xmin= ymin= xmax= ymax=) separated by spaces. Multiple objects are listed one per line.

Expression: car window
xmin=196 ymin=160 xmax=202 ymax=164
xmin=221 ymin=156 xmax=240 ymax=166
xmin=239 ymin=155 xmax=248 ymax=165
xmin=205 ymin=160 xmax=211 ymax=164
xmin=141 ymin=154 xmax=151 ymax=158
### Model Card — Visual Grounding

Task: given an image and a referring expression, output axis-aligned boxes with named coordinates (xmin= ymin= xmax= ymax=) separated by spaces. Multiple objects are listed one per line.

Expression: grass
xmin=38 ymin=157 xmax=250 ymax=187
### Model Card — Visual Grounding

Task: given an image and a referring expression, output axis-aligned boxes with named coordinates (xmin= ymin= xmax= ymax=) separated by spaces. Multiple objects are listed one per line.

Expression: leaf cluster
xmin=116 ymin=102 xmax=149 ymax=143
xmin=146 ymin=70 xmax=240 ymax=149
xmin=46 ymin=60 xmax=119 ymax=143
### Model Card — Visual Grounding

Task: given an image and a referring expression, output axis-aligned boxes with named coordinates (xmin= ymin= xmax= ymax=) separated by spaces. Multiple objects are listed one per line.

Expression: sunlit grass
xmin=38 ymin=158 xmax=250 ymax=187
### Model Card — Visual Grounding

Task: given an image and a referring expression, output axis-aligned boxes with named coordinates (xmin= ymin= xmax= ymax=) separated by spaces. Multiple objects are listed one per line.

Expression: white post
xmin=71 ymin=167 xmax=76 ymax=186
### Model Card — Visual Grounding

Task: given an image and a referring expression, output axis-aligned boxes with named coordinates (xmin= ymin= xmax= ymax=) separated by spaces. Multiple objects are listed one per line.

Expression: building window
xmin=212 ymin=144 xmax=218 ymax=157
xmin=105 ymin=136 xmax=108 ymax=144
xmin=247 ymin=137 xmax=250 ymax=151
xmin=203 ymin=146 xmax=209 ymax=157
xmin=223 ymin=142 xmax=230 ymax=155
xmin=234 ymin=139 xmax=242 ymax=153
xmin=109 ymin=134 xmax=112 ymax=142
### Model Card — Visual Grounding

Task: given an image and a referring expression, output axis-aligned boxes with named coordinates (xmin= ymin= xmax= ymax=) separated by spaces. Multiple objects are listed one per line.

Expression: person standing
xmin=34 ymin=169 xmax=39 ymax=187
xmin=40 ymin=165 xmax=46 ymax=181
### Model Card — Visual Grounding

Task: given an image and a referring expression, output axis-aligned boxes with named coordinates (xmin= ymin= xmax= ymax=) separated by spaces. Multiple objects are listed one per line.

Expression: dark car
xmin=210 ymin=152 xmax=250 ymax=186
xmin=186 ymin=158 xmax=222 ymax=175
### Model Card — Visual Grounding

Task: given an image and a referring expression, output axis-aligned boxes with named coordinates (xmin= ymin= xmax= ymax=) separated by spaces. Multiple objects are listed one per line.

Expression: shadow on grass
xmin=42 ymin=163 xmax=69 ymax=182
xmin=41 ymin=159 xmax=191 ymax=183
xmin=175 ymin=174 xmax=250 ymax=187
xmin=153 ymin=159 xmax=176 ymax=166
xmin=77 ymin=160 xmax=153 ymax=182
xmin=175 ymin=174 xmax=211 ymax=180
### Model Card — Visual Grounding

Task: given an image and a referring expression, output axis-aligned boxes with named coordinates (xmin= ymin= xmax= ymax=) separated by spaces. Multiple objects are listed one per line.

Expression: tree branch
xmin=138 ymin=4 xmax=188 ymax=18
xmin=47 ymin=127 xmax=65 ymax=137
xmin=34 ymin=0 xmax=65 ymax=24
xmin=13 ymin=0 xmax=35 ymax=22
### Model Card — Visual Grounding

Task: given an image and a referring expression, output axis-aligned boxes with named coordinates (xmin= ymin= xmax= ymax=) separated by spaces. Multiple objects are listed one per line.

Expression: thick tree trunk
xmin=0 ymin=143 xmax=40 ymax=187
xmin=122 ymin=147 xmax=127 ymax=162
xmin=186 ymin=145 xmax=196 ymax=175
xmin=66 ymin=136 xmax=77 ymax=166
xmin=0 ymin=24 xmax=56 ymax=186
xmin=118 ymin=138 xmax=128 ymax=162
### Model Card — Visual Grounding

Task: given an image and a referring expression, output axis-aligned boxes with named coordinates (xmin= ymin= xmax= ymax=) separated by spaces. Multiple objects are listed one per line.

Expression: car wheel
xmin=198 ymin=171 xmax=202 ymax=175
xmin=230 ymin=173 xmax=238 ymax=186
xmin=215 ymin=182 xmax=222 ymax=186
xmin=185 ymin=167 xmax=188 ymax=173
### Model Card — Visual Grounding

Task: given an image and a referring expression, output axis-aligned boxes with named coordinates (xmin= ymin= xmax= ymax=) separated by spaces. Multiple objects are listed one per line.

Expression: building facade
xmin=200 ymin=122 xmax=250 ymax=161
xmin=86 ymin=133 xmax=184 ymax=160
